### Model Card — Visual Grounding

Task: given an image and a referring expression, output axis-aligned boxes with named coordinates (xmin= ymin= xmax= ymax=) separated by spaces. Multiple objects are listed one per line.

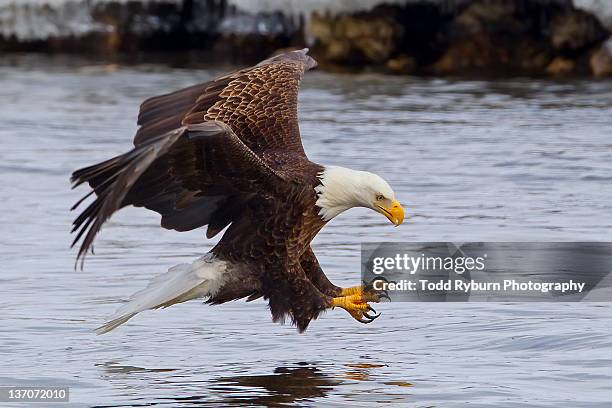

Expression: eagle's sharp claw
xmin=367 ymin=312 xmax=381 ymax=321
xmin=331 ymin=286 xmax=386 ymax=325
xmin=363 ymin=310 xmax=380 ymax=320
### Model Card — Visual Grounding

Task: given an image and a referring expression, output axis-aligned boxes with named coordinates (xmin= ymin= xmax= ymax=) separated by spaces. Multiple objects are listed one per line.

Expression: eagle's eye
xmin=375 ymin=194 xmax=384 ymax=201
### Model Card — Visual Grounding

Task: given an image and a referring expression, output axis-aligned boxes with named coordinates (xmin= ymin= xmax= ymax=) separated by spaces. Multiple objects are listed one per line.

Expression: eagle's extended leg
xmin=300 ymin=247 xmax=342 ymax=297
xmin=340 ymin=284 xmax=388 ymax=302
xmin=300 ymin=248 xmax=388 ymax=324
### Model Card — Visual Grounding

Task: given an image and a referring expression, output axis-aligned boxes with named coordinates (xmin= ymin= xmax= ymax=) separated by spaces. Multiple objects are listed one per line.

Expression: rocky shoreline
xmin=1 ymin=0 xmax=611 ymax=77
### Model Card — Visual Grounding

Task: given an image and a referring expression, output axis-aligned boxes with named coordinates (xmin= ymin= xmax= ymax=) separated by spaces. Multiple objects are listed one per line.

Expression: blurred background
xmin=0 ymin=0 xmax=611 ymax=77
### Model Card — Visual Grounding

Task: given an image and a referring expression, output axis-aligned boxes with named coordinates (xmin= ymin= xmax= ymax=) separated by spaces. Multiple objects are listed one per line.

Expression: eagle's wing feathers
xmin=71 ymin=122 xmax=284 ymax=264
xmin=71 ymin=128 xmax=184 ymax=265
xmin=135 ymin=48 xmax=316 ymax=155
xmin=135 ymin=80 xmax=226 ymax=145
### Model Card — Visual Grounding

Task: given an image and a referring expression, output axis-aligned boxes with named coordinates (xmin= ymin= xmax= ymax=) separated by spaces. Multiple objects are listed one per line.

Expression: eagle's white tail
xmin=96 ymin=254 xmax=228 ymax=334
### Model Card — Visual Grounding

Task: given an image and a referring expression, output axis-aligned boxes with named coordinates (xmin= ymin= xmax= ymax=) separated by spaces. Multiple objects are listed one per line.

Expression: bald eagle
xmin=71 ymin=49 xmax=404 ymax=334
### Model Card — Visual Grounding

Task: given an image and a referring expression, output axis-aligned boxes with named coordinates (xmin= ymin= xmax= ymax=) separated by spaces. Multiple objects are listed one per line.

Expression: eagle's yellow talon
xmin=331 ymin=294 xmax=381 ymax=324
xmin=331 ymin=294 xmax=366 ymax=309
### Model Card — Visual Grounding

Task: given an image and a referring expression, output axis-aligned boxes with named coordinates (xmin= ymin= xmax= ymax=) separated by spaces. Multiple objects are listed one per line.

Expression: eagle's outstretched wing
xmin=71 ymin=122 xmax=283 ymax=264
xmin=135 ymin=48 xmax=316 ymax=154
xmin=71 ymin=49 xmax=317 ymax=264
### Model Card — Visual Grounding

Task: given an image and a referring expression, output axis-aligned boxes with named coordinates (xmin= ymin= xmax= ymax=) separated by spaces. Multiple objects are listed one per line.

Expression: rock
xmin=574 ymin=0 xmax=612 ymax=33
xmin=429 ymin=0 xmax=611 ymax=76
xmin=431 ymin=0 xmax=555 ymax=75
xmin=452 ymin=0 xmax=524 ymax=36
xmin=590 ymin=39 xmax=612 ymax=77
xmin=324 ymin=38 xmax=352 ymax=61
xmin=546 ymin=56 xmax=576 ymax=75
xmin=432 ymin=36 xmax=489 ymax=74
xmin=310 ymin=11 xmax=400 ymax=65
xmin=386 ymin=55 xmax=416 ymax=74
xmin=548 ymin=8 xmax=608 ymax=53
xmin=431 ymin=31 xmax=552 ymax=75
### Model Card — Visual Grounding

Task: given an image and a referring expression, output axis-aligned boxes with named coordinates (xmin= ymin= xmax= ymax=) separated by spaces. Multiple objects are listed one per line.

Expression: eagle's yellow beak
xmin=376 ymin=199 xmax=404 ymax=226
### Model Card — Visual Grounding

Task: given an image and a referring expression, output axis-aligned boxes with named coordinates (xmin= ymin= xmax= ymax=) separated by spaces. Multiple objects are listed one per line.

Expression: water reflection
xmin=92 ymin=361 xmax=414 ymax=407
xmin=343 ymin=363 xmax=386 ymax=381
xmin=209 ymin=364 xmax=341 ymax=406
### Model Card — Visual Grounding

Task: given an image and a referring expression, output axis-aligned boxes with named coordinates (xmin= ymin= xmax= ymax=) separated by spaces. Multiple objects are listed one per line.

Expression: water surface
xmin=1 ymin=55 xmax=612 ymax=407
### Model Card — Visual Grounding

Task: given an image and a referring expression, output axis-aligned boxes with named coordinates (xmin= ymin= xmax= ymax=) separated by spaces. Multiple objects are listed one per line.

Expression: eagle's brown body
xmin=71 ymin=49 xmax=346 ymax=331
xmin=210 ymin=181 xmax=341 ymax=330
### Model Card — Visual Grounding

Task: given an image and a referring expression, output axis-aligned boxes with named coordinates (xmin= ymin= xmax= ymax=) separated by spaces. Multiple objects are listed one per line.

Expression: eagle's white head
xmin=314 ymin=166 xmax=404 ymax=225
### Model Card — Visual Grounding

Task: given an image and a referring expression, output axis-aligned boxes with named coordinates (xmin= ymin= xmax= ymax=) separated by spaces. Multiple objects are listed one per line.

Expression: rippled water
xmin=1 ymin=55 xmax=612 ymax=407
